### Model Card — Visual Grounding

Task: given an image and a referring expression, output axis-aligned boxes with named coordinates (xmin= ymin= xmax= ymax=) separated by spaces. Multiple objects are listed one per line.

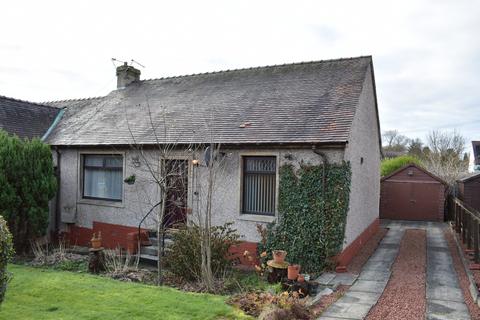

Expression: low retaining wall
xmin=335 ymin=218 xmax=380 ymax=272
xmin=66 ymin=221 xmax=143 ymax=251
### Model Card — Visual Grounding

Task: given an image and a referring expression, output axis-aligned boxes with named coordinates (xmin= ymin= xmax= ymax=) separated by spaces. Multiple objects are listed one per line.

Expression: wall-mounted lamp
xmin=131 ymin=156 xmax=141 ymax=168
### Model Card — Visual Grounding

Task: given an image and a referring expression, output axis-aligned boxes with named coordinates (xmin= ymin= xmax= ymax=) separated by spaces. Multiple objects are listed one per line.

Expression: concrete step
xmin=148 ymin=228 xmax=178 ymax=240
xmin=148 ymin=238 xmax=173 ymax=246
xmin=141 ymin=245 xmax=158 ymax=256
xmin=139 ymin=253 xmax=159 ymax=266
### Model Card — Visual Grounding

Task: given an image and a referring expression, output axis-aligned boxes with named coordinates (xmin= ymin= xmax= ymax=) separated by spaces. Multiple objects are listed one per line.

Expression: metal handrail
xmin=137 ymin=201 xmax=162 ymax=255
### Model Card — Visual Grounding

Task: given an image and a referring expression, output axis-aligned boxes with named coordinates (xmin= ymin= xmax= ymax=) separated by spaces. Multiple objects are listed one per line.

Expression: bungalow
xmin=39 ymin=56 xmax=381 ymax=268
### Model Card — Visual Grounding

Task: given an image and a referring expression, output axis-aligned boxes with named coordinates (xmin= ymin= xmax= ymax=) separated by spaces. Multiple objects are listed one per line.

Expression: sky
xmin=0 ymin=0 xmax=478 ymax=158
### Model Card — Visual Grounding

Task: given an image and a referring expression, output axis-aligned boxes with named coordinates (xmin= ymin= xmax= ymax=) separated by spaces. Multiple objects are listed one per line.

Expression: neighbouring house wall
xmin=56 ymin=146 xmax=345 ymax=245
xmin=460 ymin=176 xmax=480 ymax=212
xmin=342 ymin=64 xmax=381 ymax=250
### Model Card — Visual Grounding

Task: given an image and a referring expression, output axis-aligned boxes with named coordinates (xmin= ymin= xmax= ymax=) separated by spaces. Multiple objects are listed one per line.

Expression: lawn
xmin=1 ymin=265 xmax=249 ymax=320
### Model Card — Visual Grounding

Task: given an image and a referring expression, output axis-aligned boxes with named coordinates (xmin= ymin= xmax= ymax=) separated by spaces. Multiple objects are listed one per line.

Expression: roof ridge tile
xmin=142 ymin=55 xmax=372 ymax=82
xmin=0 ymin=95 xmax=59 ymax=109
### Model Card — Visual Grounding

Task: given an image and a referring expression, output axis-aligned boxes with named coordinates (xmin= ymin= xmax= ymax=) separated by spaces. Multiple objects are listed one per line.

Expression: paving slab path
xmin=317 ymin=220 xmax=471 ymax=320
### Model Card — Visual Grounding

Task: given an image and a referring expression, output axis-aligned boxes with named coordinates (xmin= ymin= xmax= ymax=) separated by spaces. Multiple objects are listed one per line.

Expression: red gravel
xmin=348 ymin=228 xmax=388 ymax=274
xmin=366 ymin=229 xmax=426 ymax=320
xmin=444 ymin=228 xmax=480 ymax=320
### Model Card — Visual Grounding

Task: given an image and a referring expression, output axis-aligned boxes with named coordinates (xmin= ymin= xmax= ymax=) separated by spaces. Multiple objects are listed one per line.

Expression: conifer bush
xmin=0 ymin=215 xmax=14 ymax=305
xmin=0 ymin=130 xmax=57 ymax=252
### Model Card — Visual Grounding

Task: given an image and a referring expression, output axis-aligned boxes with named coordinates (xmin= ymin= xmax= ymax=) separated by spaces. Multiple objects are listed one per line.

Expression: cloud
xmin=0 ymin=0 xmax=478 ymax=154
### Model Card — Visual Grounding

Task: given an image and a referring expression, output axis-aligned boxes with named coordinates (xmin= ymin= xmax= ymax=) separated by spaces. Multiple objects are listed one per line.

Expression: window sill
xmin=238 ymin=214 xmax=276 ymax=223
xmin=77 ymin=198 xmax=125 ymax=208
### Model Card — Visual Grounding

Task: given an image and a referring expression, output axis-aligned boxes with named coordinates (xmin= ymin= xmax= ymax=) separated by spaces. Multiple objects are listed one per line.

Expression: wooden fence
xmin=453 ymin=197 xmax=480 ymax=263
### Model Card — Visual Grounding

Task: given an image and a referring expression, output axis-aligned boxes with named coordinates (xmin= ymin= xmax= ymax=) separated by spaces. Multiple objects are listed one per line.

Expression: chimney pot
xmin=116 ymin=63 xmax=141 ymax=89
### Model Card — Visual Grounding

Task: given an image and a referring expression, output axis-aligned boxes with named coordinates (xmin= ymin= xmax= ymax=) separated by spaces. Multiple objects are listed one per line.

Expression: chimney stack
xmin=116 ymin=62 xmax=141 ymax=89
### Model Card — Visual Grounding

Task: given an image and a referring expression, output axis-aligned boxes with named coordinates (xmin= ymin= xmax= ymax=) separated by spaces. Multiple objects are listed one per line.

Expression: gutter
xmin=41 ymin=108 xmax=65 ymax=142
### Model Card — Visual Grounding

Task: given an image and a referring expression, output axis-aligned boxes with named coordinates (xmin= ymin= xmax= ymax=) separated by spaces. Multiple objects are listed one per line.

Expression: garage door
xmin=381 ymin=181 xmax=442 ymax=221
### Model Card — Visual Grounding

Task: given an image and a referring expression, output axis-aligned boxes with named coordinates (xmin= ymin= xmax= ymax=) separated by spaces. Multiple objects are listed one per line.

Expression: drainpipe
xmin=54 ymin=147 xmax=61 ymax=240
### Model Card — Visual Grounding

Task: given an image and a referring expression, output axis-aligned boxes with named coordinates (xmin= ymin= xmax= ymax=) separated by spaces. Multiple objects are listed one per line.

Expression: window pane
xmin=105 ymin=156 xmax=123 ymax=168
xmin=245 ymin=157 xmax=276 ymax=173
xmin=84 ymin=155 xmax=123 ymax=201
xmin=85 ymin=155 xmax=105 ymax=167
xmin=243 ymin=157 xmax=276 ymax=215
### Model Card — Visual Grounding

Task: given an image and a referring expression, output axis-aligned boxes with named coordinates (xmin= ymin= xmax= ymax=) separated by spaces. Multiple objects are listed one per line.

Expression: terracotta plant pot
xmin=287 ymin=264 xmax=300 ymax=280
xmin=91 ymin=239 xmax=102 ymax=249
xmin=297 ymin=274 xmax=305 ymax=282
xmin=272 ymin=250 xmax=287 ymax=264
xmin=91 ymin=232 xmax=102 ymax=249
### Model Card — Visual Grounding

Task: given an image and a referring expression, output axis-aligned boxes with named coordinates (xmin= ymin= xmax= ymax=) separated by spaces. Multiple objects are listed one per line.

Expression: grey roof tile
xmin=44 ymin=56 xmax=372 ymax=146
xmin=0 ymin=96 xmax=60 ymax=139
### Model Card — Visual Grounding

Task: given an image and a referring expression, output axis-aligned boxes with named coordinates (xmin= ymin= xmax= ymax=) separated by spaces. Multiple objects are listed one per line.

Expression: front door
xmin=163 ymin=159 xmax=188 ymax=229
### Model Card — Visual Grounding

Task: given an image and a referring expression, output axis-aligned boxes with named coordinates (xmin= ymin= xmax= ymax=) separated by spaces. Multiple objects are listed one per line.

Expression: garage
xmin=380 ymin=164 xmax=446 ymax=221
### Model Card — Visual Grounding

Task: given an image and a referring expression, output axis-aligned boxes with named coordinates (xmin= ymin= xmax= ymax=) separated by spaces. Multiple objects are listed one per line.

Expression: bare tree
xmin=124 ymin=101 xmax=198 ymax=285
xmin=382 ymin=130 xmax=409 ymax=152
xmin=124 ymin=100 xmax=226 ymax=290
xmin=423 ymin=130 xmax=469 ymax=186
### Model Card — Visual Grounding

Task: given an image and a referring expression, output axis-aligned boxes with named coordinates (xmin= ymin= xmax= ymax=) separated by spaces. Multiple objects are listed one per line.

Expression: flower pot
xmin=91 ymin=239 xmax=102 ymax=249
xmin=272 ymin=250 xmax=287 ymax=264
xmin=287 ymin=264 xmax=300 ymax=280
xmin=91 ymin=231 xmax=102 ymax=249
xmin=297 ymin=274 xmax=305 ymax=282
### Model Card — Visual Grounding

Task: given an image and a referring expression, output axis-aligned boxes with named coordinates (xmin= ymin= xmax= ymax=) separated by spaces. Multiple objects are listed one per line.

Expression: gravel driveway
xmin=318 ymin=220 xmax=472 ymax=320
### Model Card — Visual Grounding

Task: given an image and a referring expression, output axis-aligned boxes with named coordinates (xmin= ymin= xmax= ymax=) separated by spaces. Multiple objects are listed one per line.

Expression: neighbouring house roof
xmin=44 ymin=56 xmax=376 ymax=146
xmin=458 ymin=172 xmax=480 ymax=183
xmin=0 ymin=95 xmax=60 ymax=139
xmin=473 ymin=141 xmax=480 ymax=165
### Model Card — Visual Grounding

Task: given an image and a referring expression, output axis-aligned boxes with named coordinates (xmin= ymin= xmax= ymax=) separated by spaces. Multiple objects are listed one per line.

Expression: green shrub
xmin=381 ymin=155 xmax=421 ymax=176
xmin=261 ymin=162 xmax=351 ymax=273
xmin=0 ymin=130 xmax=57 ymax=252
xmin=56 ymin=260 xmax=88 ymax=272
xmin=165 ymin=223 xmax=240 ymax=281
xmin=0 ymin=215 xmax=14 ymax=305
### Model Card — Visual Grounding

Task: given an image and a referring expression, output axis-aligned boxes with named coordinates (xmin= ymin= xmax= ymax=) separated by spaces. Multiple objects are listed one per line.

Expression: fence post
xmin=455 ymin=201 xmax=462 ymax=233
xmin=468 ymin=213 xmax=473 ymax=249
xmin=462 ymin=208 xmax=466 ymax=244
xmin=474 ymin=220 xmax=479 ymax=264
xmin=455 ymin=203 xmax=460 ymax=233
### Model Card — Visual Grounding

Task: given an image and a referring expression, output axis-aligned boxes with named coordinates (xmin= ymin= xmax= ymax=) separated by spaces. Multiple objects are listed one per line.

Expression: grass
xmin=1 ymin=265 xmax=250 ymax=320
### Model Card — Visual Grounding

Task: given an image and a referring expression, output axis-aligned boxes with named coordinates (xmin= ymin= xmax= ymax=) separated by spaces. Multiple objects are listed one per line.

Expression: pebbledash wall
xmin=56 ymin=147 xmax=345 ymax=245
xmin=55 ymin=68 xmax=380 ymax=266
xmin=338 ymin=64 xmax=381 ymax=268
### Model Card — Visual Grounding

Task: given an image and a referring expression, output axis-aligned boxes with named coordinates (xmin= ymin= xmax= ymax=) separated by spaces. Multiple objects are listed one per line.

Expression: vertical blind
xmin=83 ymin=155 xmax=123 ymax=201
xmin=243 ymin=156 xmax=276 ymax=215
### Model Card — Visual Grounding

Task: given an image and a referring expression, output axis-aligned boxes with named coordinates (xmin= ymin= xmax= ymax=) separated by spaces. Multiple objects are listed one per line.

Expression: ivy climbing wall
xmin=262 ymin=162 xmax=351 ymax=273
